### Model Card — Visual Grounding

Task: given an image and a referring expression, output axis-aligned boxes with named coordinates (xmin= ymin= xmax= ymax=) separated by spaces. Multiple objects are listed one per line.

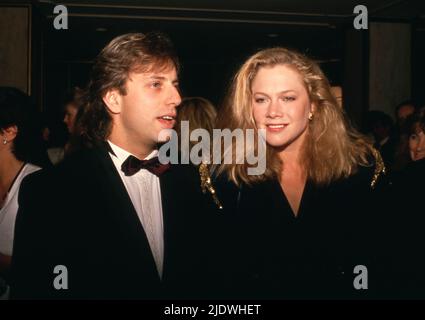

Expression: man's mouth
xmin=157 ymin=115 xmax=176 ymax=128
xmin=159 ymin=115 xmax=175 ymax=121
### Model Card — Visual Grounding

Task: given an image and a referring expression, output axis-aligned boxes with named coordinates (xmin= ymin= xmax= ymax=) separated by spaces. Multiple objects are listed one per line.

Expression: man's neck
xmin=107 ymin=134 xmax=154 ymax=160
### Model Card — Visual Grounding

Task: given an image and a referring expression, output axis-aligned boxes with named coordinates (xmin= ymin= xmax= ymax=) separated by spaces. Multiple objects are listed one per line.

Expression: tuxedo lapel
xmin=89 ymin=145 xmax=160 ymax=282
xmin=159 ymin=167 xmax=176 ymax=279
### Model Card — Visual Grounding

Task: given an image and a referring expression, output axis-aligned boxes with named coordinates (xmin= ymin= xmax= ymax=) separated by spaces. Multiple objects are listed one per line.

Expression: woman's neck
xmin=0 ymin=151 xmax=24 ymax=191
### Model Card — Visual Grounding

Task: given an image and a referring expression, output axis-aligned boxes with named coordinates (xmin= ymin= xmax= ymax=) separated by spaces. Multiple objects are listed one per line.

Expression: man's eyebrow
xmin=147 ymin=76 xmax=179 ymax=83
xmin=148 ymin=76 xmax=166 ymax=80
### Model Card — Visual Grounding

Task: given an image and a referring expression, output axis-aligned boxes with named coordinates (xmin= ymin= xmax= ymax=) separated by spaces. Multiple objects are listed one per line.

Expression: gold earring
xmin=308 ymin=112 xmax=314 ymax=121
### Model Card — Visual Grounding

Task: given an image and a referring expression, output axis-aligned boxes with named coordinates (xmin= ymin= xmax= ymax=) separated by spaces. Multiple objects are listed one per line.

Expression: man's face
xmin=63 ymin=103 xmax=78 ymax=134
xmin=111 ymin=65 xmax=181 ymax=154
xmin=397 ymin=104 xmax=415 ymax=123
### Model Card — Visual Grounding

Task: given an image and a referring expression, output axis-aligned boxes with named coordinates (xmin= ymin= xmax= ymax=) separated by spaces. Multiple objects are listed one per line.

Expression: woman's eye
xmin=255 ymin=97 xmax=266 ymax=103
xmin=410 ymin=134 xmax=418 ymax=140
xmin=151 ymin=82 xmax=162 ymax=88
xmin=283 ymin=96 xmax=296 ymax=102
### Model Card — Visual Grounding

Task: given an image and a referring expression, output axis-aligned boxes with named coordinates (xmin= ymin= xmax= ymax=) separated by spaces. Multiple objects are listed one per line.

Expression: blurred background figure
xmin=62 ymin=87 xmax=84 ymax=157
xmin=390 ymin=111 xmax=425 ymax=298
xmin=0 ymin=87 xmax=44 ymax=299
xmin=395 ymin=100 xmax=416 ymax=129
xmin=392 ymin=100 xmax=417 ymax=172
xmin=406 ymin=112 xmax=425 ymax=162
xmin=42 ymin=112 xmax=65 ymax=165
xmin=175 ymin=97 xmax=217 ymax=162
xmin=63 ymin=87 xmax=83 ymax=136
xmin=330 ymin=85 xmax=343 ymax=108
xmin=364 ymin=110 xmax=397 ymax=170
xmin=43 ymin=87 xmax=84 ymax=165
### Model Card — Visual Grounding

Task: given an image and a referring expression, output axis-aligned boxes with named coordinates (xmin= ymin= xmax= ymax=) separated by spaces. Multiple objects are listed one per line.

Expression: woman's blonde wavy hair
xmin=214 ymin=47 xmax=375 ymax=186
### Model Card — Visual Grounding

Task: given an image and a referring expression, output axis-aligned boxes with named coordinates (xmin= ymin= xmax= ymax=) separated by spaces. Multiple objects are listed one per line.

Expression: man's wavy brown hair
xmin=78 ymin=32 xmax=180 ymax=147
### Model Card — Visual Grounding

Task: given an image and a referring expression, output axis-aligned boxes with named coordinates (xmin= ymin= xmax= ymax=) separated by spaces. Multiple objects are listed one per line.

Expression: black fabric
xmin=213 ymin=165 xmax=393 ymax=299
xmin=388 ymin=158 xmax=425 ymax=299
xmin=10 ymin=144 xmax=216 ymax=299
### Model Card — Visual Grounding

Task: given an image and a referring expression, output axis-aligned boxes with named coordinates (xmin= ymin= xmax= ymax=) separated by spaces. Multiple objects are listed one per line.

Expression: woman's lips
xmin=266 ymin=124 xmax=287 ymax=132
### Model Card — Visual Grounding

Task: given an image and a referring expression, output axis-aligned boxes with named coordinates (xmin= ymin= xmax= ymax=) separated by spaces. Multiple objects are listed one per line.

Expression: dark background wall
xmin=1 ymin=0 xmax=424 ymax=136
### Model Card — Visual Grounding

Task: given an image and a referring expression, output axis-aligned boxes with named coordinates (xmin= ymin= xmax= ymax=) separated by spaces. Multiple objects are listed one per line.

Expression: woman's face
xmin=409 ymin=125 xmax=425 ymax=161
xmin=63 ymin=104 xmax=78 ymax=134
xmin=251 ymin=64 xmax=313 ymax=152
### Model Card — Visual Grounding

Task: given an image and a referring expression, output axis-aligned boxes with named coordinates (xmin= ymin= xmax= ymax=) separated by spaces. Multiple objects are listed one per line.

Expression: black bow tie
xmin=121 ymin=155 xmax=170 ymax=177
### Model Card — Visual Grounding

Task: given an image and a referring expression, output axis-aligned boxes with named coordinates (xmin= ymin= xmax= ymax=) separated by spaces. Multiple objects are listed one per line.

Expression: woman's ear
xmin=310 ymin=102 xmax=316 ymax=114
xmin=1 ymin=125 xmax=18 ymax=142
xmin=102 ymin=89 xmax=122 ymax=114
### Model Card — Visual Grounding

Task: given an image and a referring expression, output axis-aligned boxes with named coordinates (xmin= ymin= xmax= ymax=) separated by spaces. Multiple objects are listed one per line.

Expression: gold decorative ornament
xmin=370 ymin=148 xmax=386 ymax=189
xmin=199 ymin=163 xmax=223 ymax=210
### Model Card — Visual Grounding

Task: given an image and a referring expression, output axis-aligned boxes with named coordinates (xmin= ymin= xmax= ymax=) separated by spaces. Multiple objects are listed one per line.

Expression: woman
xmin=212 ymin=48 xmax=389 ymax=299
xmin=389 ymin=112 xmax=425 ymax=298
xmin=0 ymin=87 xmax=42 ymax=299
xmin=48 ymin=87 xmax=85 ymax=163
xmin=175 ymin=97 xmax=217 ymax=165
xmin=407 ymin=112 xmax=425 ymax=162
xmin=175 ymin=97 xmax=217 ymax=145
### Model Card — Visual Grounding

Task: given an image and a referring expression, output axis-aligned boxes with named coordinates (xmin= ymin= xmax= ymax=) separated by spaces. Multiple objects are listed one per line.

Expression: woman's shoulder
xmin=364 ymin=148 xmax=387 ymax=190
xmin=331 ymin=148 xmax=388 ymax=192
xmin=23 ymin=163 xmax=42 ymax=175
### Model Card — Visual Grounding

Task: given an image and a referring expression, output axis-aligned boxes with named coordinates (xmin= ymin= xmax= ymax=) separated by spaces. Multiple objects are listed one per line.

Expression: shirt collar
xmin=107 ymin=140 xmax=158 ymax=165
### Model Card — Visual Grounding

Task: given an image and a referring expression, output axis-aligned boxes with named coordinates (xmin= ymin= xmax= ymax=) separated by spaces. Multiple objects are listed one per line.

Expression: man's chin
xmin=157 ymin=128 xmax=175 ymax=143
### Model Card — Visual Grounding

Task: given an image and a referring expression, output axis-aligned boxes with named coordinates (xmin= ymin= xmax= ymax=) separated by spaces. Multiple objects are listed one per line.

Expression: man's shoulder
xmin=21 ymin=148 xmax=104 ymax=192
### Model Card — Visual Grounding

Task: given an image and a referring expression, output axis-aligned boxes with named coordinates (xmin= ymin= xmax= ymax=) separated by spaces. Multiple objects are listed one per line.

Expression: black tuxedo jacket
xmin=10 ymin=144 xmax=216 ymax=299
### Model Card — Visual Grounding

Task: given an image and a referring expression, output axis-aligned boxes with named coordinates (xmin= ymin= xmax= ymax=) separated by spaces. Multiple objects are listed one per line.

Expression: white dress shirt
xmin=107 ymin=140 xmax=164 ymax=278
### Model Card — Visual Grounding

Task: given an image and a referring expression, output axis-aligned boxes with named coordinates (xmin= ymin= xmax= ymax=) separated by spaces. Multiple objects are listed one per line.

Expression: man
xmin=10 ymin=32 xmax=217 ymax=299
xmin=395 ymin=100 xmax=416 ymax=127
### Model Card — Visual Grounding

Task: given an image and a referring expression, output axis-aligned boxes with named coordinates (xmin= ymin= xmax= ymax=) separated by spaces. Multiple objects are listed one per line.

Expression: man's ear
xmin=102 ymin=89 xmax=122 ymax=114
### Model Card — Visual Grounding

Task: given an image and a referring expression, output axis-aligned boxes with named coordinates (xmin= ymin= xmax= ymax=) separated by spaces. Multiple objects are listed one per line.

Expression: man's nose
xmin=169 ymin=86 xmax=182 ymax=107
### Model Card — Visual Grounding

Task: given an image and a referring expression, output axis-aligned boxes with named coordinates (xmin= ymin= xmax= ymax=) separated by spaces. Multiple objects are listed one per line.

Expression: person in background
xmin=365 ymin=110 xmax=397 ymax=170
xmin=389 ymin=111 xmax=425 ymax=298
xmin=393 ymin=100 xmax=417 ymax=172
xmin=63 ymin=87 xmax=84 ymax=136
xmin=395 ymin=100 xmax=416 ymax=129
xmin=0 ymin=87 xmax=42 ymax=299
xmin=175 ymin=96 xmax=217 ymax=163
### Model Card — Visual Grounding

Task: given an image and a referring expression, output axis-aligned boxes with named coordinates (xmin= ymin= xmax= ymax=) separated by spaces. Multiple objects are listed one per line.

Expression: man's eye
xmin=283 ymin=96 xmax=296 ymax=102
xmin=410 ymin=134 xmax=418 ymax=140
xmin=151 ymin=82 xmax=162 ymax=88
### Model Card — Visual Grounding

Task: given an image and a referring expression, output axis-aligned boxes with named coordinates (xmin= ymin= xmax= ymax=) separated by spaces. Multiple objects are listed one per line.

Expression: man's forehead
xmin=133 ymin=59 xmax=176 ymax=72
xmin=129 ymin=65 xmax=177 ymax=79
